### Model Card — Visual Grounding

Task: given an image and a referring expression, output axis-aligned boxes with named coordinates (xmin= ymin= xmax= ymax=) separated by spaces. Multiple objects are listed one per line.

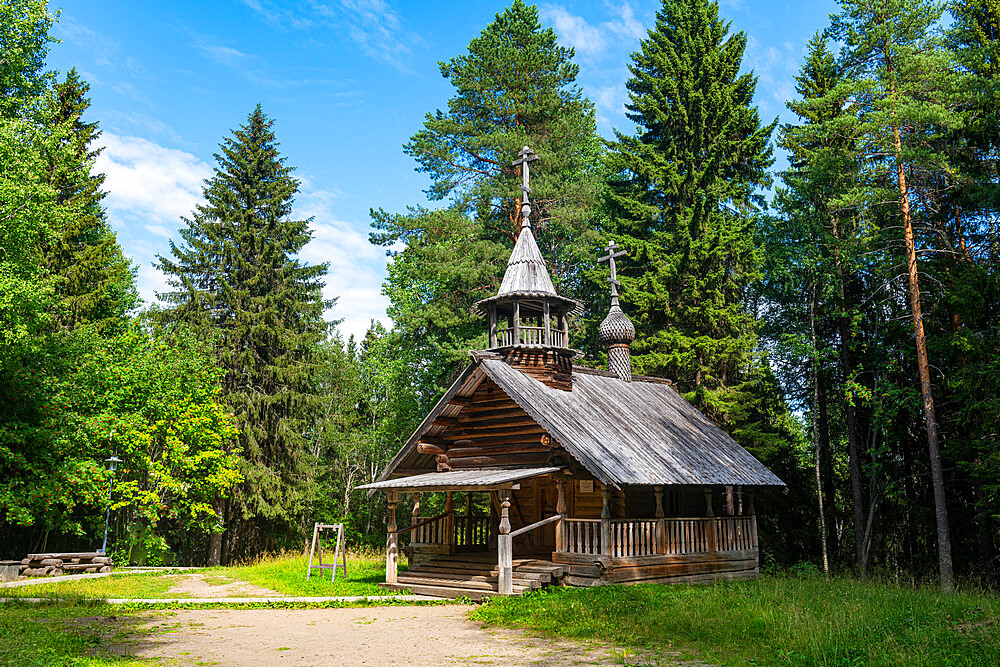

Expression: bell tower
xmin=473 ymin=147 xmax=581 ymax=390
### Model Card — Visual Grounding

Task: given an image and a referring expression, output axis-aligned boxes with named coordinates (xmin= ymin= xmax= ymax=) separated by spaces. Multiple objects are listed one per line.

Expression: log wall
xmin=554 ymin=549 xmax=759 ymax=587
xmin=430 ymin=378 xmax=558 ymax=472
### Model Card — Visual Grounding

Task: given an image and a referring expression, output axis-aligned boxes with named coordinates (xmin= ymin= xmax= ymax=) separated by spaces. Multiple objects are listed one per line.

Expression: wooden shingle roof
xmin=378 ymin=353 xmax=784 ymax=489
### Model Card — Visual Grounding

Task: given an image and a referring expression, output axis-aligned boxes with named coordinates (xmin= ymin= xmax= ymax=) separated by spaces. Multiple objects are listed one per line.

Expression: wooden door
xmin=533 ymin=482 xmax=558 ymax=555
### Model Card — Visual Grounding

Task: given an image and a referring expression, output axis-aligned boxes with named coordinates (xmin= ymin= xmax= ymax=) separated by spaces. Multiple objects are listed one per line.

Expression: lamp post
xmin=98 ymin=456 xmax=121 ymax=555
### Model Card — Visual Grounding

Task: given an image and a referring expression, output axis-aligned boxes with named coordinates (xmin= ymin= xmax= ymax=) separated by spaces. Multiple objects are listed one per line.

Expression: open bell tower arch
xmin=472 ymin=146 xmax=582 ymax=390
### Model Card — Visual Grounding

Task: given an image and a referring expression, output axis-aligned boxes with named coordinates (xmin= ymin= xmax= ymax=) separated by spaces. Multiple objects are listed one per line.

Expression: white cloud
xmin=96 ymin=133 xmax=211 ymax=225
xmin=595 ymin=83 xmax=627 ymax=115
xmin=239 ymin=0 xmax=421 ymax=71
xmin=296 ymin=189 xmax=390 ymax=340
xmin=96 ymin=133 xmax=388 ymax=339
xmin=541 ymin=5 xmax=606 ymax=55
xmin=541 ymin=3 xmax=648 ymax=57
xmin=604 ymin=3 xmax=646 ymax=42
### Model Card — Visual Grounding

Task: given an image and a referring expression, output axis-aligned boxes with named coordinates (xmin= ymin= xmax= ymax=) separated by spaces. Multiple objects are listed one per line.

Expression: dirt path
xmin=122 ymin=605 xmax=674 ymax=665
xmin=163 ymin=573 xmax=284 ymax=598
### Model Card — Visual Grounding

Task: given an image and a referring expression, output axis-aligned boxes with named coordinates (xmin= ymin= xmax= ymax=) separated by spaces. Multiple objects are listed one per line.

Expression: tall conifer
xmin=156 ymin=106 xmax=329 ymax=561
xmin=43 ymin=69 xmax=137 ymax=330
xmin=605 ymin=0 xmax=775 ymax=419
xmin=372 ymin=0 xmax=602 ymax=400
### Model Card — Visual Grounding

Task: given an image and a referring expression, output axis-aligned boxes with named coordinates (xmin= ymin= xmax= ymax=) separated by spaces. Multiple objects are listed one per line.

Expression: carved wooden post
xmin=445 ymin=491 xmax=454 ymax=551
xmin=385 ymin=490 xmax=398 ymax=585
xmin=600 ymin=487 xmax=611 ymax=556
xmin=654 ymin=485 xmax=665 ymax=554
xmin=704 ymin=488 xmax=717 ymax=552
xmin=411 ymin=491 xmax=421 ymax=543
xmin=489 ymin=306 xmax=498 ymax=348
xmin=465 ymin=492 xmax=473 ymax=548
xmin=555 ymin=477 xmax=567 ymax=553
xmin=498 ymin=490 xmax=513 ymax=595
xmin=512 ymin=300 xmax=520 ymax=346
xmin=543 ymin=301 xmax=551 ymax=346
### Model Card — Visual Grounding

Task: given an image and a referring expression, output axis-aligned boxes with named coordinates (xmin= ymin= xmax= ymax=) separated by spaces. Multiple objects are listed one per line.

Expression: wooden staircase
xmin=381 ymin=554 xmax=565 ymax=600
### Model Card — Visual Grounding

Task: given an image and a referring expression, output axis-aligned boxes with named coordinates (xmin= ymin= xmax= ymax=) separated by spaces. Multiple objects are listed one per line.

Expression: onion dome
xmin=598 ymin=304 xmax=636 ymax=346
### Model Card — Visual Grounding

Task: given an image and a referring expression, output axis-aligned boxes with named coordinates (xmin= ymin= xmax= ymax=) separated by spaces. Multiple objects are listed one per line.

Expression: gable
xmin=378 ymin=367 xmax=557 ymax=480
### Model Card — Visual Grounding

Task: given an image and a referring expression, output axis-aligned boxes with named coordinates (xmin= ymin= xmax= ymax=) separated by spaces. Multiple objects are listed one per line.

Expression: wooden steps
xmin=382 ymin=554 xmax=565 ymax=600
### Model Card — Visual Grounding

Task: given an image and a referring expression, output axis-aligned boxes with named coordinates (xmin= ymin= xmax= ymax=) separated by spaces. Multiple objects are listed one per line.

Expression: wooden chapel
xmin=358 ymin=146 xmax=784 ymax=599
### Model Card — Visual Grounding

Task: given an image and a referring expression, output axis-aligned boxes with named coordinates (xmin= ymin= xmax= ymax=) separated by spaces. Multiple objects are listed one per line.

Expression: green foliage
xmin=156 ymin=105 xmax=330 ymax=557
xmin=372 ymin=0 xmax=603 ymax=397
xmin=0 ymin=324 xmax=241 ymax=557
xmin=0 ymin=0 xmax=55 ymax=118
xmin=603 ymin=0 xmax=776 ymax=424
xmin=473 ymin=576 xmax=1000 ymax=665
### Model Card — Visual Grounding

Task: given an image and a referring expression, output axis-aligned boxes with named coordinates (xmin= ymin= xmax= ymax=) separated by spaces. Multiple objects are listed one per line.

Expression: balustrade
xmin=559 ymin=516 xmax=758 ymax=557
xmin=496 ymin=326 xmax=566 ymax=348
xmin=453 ymin=515 xmax=490 ymax=551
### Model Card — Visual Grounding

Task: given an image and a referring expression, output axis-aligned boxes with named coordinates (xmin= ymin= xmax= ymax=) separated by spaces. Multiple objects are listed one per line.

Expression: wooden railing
xmin=396 ymin=513 xmax=448 ymax=544
xmin=609 ymin=519 xmax=659 ymax=557
xmin=560 ymin=516 xmax=758 ymax=557
xmin=714 ymin=515 xmax=756 ymax=552
xmin=563 ymin=518 xmax=602 ymax=554
xmin=497 ymin=326 xmax=567 ymax=348
xmin=454 ymin=515 xmax=490 ymax=551
xmin=662 ymin=518 xmax=712 ymax=554
xmin=411 ymin=514 xmax=449 ymax=545
xmin=498 ymin=514 xmax=565 ymax=595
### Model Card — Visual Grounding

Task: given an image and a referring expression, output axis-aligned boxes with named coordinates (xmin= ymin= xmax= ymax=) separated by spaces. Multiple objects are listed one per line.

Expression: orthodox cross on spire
xmin=598 ymin=240 xmax=628 ymax=307
xmin=512 ymin=145 xmax=539 ymax=228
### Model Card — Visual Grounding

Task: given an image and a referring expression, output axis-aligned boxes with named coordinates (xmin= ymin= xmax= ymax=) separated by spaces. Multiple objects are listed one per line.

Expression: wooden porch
xmin=387 ymin=500 xmax=759 ymax=596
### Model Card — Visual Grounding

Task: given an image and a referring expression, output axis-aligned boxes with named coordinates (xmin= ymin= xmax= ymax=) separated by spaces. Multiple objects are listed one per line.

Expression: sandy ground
xmin=163 ymin=573 xmax=285 ymax=598
xmin=115 ymin=606 xmax=677 ymax=666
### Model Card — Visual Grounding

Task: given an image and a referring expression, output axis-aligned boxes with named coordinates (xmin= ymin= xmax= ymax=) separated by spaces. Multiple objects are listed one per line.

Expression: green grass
xmin=0 ymin=571 xmax=183 ymax=601
xmin=0 ymin=601 xmax=148 ymax=666
xmin=470 ymin=574 xmax=1000 ymax=666
xmin=215 ymin=552 xmax=408 ymax=597
xmin=0 ymin=553 xmax=407 ymax=600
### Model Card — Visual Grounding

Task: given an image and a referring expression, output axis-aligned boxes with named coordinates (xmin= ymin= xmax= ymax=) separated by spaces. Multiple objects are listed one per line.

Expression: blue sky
xmin=46 ymin=0 xmax=837 ymax=340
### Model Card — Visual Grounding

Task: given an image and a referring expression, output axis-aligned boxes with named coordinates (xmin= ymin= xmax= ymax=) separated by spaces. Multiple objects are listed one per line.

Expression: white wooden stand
xmin=306 ymin=522 xmax=347 ymax=582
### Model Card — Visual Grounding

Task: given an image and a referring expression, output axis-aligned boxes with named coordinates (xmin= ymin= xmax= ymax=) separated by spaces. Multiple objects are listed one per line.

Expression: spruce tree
xmin=604 ymin=0 xmax=775 ymax=419
xmin=156 ymin=106 xmax=329 ymax=561
xmin=43 ymin=69 xmax=137 ymax=330
xmin=371 ymin=0 xmax=603 ymax=400
xmin=771 ymin=34 xmax=869 ymax=573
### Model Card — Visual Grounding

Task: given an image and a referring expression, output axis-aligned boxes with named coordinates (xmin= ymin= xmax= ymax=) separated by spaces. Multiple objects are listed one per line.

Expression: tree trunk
xmin=892 ymin=122 xmax=954 ymax=593
xmin=206 ymin=497 xmax=224 ymax=566
xmin=810 ymin=283 xmax=830 ymax=575
xmin=830 ymin=214 xmax=867 ymax=576
xmin=818 ymin=364 xmax=838 ymax=559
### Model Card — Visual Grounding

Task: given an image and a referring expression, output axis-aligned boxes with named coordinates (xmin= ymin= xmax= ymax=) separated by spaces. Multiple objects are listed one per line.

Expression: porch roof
xmin=356 ymin=466 xmax=560 ymax=493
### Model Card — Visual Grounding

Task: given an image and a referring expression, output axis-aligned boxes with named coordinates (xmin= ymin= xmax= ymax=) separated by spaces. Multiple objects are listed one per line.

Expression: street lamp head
xmin=104 ymin=456 xmax=121 ymax=473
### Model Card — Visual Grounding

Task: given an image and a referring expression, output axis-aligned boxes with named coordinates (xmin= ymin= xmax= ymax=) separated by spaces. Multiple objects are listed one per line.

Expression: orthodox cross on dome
xmin=598 ymin=240 xmax=628 ymax=307
xmin=512 ymin=145 xmax=539 ymax=228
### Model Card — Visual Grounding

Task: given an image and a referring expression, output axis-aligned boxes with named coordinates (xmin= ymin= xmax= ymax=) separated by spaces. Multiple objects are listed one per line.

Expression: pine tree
xmin=371 ymin=0 xmax=603 ymax=399
xmin=604 ymin=0 xmax=776 ymax=420
xmin=827 ymin=0 xmax=964 ymax=592
xmin=156 ymin=106 xmax=330 ymax=562
xmin=42 ymin=69 xmax=137 ymax=330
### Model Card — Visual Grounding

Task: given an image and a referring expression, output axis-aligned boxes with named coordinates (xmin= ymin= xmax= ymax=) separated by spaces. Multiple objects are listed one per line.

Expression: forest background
xmin=1 ymin=0 xmax=998 ymax=590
